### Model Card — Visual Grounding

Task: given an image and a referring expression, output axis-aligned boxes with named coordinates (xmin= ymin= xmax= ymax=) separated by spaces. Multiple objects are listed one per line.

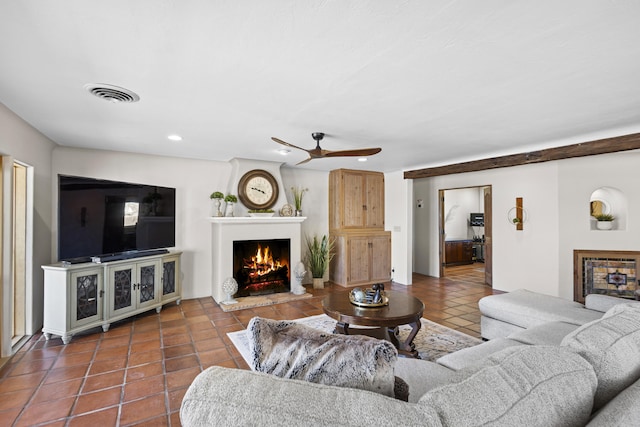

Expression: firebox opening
xmin=233 ymin=238 xmax=290 ymax=297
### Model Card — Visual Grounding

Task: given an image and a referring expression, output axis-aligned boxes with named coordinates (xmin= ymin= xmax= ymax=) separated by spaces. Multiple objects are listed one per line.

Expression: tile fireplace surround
xmin=209 ymin=217 xmax=306 ymax=303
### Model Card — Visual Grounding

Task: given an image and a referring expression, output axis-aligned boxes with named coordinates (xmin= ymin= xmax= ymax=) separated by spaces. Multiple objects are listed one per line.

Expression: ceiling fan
xmin=271 ymin=132 xmax=382 ymax=165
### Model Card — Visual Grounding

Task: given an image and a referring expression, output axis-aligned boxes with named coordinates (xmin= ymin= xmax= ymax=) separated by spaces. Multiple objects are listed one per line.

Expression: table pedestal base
xmin=334 ymin=320 xmax=421 ymax=358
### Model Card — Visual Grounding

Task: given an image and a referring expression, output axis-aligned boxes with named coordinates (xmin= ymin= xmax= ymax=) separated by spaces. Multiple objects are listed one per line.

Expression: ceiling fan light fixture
xmin=167 ymin=134 xmax=183 ymax=141
xmin=278 ymin=148 xmax=291 ymax=155
xmin=358 ymin=157 xmax=368 ymax=162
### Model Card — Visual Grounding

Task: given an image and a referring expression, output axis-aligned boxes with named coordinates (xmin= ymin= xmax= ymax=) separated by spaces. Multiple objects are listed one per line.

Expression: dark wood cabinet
xmin=445 ymin=240 xmax=473 ymax=266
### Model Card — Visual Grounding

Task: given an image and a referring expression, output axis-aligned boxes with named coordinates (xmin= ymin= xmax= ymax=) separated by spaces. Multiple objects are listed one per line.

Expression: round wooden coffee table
xmin=322 ymin=291 xmax=425 ymax=358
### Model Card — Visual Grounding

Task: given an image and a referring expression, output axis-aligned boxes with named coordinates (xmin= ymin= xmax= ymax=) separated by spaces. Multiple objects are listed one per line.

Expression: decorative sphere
xmin=222 ymin=277 xmax=238 ymax=296
xmin=350 ymin=287 xmax=365 ymax=302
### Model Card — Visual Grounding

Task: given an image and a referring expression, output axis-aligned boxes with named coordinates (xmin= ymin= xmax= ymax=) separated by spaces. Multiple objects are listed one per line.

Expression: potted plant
xmin=305 ymin=234 xmax=334 ymax=289
xmin=595 ymin=213 xmax=614 ymax=230
xmin=291 ymin=186 xmax=308 ymax=216
xmin=210 ymin=191 xmax=224 ymax=217
xmin=224 ymin=194 xmax=237 ymax=217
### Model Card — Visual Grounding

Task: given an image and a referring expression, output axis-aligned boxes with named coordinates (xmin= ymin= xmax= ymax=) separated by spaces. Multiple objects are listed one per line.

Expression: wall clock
xmin=237 ymin=169 xmax=279 ymax=210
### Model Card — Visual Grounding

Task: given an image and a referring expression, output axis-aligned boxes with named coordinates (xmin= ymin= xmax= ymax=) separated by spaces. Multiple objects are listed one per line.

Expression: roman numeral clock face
xmin=238 ymin=169 xmax=279 ymax=210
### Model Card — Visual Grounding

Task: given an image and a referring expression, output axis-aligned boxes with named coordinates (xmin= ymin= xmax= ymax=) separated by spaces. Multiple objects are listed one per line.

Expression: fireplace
xmin=233 ymin=239 xmax=290 ymax=297
xmin=209 ymin=216 xmax=305 ymax=303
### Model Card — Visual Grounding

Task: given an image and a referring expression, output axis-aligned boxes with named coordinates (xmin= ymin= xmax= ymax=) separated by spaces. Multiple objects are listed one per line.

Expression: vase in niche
xmin=295 ymin=209 xmax=303 ymax=217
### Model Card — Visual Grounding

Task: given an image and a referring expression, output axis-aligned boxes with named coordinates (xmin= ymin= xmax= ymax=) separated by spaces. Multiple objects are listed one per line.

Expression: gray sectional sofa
xmin=180 ymin=293 xmax=640 ymax=426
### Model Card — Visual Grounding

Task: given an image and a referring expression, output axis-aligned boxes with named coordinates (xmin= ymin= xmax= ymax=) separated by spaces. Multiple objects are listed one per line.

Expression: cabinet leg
xmin=176 ymin=298 xmax=181 ymax=305
xmin=62 ymin=335 xmax=72 ymax=345
xmin=43 ymin=332 xmax=51 ymax=340
xmin=102 ymin=324 xmax=110 ymax=332
xmin=156 ymin=306 xmax=162 ymax=314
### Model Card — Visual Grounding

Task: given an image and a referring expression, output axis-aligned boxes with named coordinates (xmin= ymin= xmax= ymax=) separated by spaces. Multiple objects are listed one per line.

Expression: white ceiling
xmin=2 ymin=1 xmax=640 ymax=172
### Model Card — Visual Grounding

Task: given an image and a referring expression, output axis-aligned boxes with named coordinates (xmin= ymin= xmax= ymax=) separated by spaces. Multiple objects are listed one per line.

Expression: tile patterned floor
xmin=0 ymin=268 xmax=497 ymax=426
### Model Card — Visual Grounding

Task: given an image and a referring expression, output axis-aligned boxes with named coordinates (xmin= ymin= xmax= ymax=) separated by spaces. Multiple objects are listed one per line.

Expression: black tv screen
xmin=470 ymin=213 xmax=484 ymax=226
xmin=58 ymin=175 xmax=176 ymax=262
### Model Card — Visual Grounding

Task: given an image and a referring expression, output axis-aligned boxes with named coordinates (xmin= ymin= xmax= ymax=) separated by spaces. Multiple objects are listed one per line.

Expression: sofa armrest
xmin=585 ymin=294 xmax=639 ymax=313
xmin=180 ymin=366 xmax=442 ymax=427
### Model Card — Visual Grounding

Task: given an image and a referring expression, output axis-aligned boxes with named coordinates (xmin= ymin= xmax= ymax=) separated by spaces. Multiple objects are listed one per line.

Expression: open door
xmin=438 ymin=190 xmax=445 ymax=278
xmin=484 ymin=186 xmax=493 ymax=286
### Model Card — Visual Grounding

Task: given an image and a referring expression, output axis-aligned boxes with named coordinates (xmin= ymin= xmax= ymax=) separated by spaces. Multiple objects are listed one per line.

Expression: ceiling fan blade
xmin=271 ymin=137 xmax=310 ymax=153
xmin=295 ymin=157 xmax=313 ymax=165
xmin=322 ymin=147 xmax=382 ymax=158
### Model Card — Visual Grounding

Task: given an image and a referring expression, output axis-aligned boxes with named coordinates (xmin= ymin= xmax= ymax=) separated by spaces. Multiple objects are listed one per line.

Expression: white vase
xmin=211 ymin=199 xmax=223 ymax=217
xmin=596 ymin=221 xmax=613 ymax=230
xmin=224 ymin=202 xmax=235 ymax=217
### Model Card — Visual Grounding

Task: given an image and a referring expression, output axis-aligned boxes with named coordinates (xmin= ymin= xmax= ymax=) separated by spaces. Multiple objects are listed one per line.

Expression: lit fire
xmin=246 ymin=244 xmax=287 ymax=279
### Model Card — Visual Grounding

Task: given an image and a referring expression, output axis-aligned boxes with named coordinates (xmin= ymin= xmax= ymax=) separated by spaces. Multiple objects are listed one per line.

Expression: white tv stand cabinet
xmin=42 ymin=251 xmax=181 ymax=344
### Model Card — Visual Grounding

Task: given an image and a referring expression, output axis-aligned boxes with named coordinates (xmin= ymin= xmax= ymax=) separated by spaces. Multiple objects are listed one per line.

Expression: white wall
xmin=0 ymin=103 xmax=56 ymax=342
xmin=557 ymin=151 xmax=640 ymax=299
xmin=385 ymin=171 xmax=412 ymax=285
xmin=52 ymin=147 xmax=330 ymax=297
xmin=404 ymin=161 xmax=562 ymax=296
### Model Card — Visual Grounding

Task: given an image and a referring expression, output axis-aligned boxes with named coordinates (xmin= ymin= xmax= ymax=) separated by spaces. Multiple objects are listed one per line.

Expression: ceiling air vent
xmin=84 ymin=83 xmax=140 ymax=103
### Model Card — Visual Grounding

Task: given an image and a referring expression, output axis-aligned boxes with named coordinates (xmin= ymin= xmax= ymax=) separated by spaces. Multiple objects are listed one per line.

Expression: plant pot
xmin=211 ymin=199 xmax=223 ymax=217
xmin=597 ymin=221 xmax=613 ymax=230
xmin=312 ymin=278 xmax=324 ymax=289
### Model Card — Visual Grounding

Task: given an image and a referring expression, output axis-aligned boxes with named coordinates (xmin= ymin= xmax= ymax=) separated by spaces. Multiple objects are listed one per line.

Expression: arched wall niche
xmin=589 ymin=186 xmax=627 ymax=231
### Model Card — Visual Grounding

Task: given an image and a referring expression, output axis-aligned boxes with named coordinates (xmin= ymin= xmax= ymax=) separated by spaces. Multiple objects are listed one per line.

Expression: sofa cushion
xmin=561 ymin=303 xmax=640 ymax=410
xmin=420 ymin=346 xmax=597 ymax=427
xmin=436 ymin=338 xmax=523 ymax=371
xmin=585 ymin=293 xmax=640 ymax=313
xmin=586 ymin=377 xmax=640 ymax=426
xmin=247 ymin=317 xmax=397 ymax=397
xmin=180 ymin=366 xmax=443 ymax=427
xmin=508 ymin=321 xmax=579 ymax=345
xmin=479 ymin=289 xmax=602 ymax=329
xmin=395 ymin=357 xmax=457 ymax=403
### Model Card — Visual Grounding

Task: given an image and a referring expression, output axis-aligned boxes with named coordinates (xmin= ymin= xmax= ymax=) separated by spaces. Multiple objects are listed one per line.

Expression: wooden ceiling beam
xmin=403 ymin=133 xmax=640 ymax=179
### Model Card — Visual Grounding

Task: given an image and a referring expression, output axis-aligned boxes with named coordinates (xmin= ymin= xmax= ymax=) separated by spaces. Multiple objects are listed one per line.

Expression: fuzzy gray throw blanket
xmin=247 ymin=317 xmax=398 ymax=397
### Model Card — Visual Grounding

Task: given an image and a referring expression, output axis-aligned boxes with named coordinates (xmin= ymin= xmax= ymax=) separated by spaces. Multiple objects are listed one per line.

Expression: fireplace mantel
xmin=209 ymin=216 xmax=306 ymax=303
xmin=209 ymin=217 xmax=306 ymax=225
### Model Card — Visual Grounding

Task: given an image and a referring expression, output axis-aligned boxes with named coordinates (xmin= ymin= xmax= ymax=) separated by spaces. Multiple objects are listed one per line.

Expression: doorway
xmin=439 ymin=186 xmax=492 ymax=286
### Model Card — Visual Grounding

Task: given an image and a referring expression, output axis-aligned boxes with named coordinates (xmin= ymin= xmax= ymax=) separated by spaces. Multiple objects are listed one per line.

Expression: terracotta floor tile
xmin=119 ymin=393 xmax=167 ymax=425
xmin=128 ymin=349 xmax=163 ymax=367
xmin=163 ymin=343 xmax=195 ymax=359
xmin=0 ymin=371 xmax=46 ymax=393
xmin=52 ymin=351 xmax=94 ymax=369
xmin=166 ymin=366 xmax=201 ymax=390
xmin=123 ymin=374 xmax=165 ymax=402
xmin=61 ymin=340 xmax=99 ymax=355
xmin=67 ymin=406 xmax=119 ymax=426
xmin=99 ymin=334 xmax=131 ymax=349
xmin=72 ymin=386 xmax=122 ymax=415
xmin=131 ymin=339 xmax=162 ymax=354
xmin=82 ymin=369 xmax=125 ymax=393
xmin=44 ymin=365 xmax=89 ymax=384
xmin=93 ymin=345 xmax=129 ymax=361
xmin=162 ymin=333 xmax=191 ymax=347
xmin=88 ymin=358 xmax=127 ymax=376
xmin=126 ymin=361 xmax=164 ymax=382
xmin=31 ymin=378 xmax=82 ymax=404
xmin=8 ymin=357 xmax=55 ymax=376
xmin=165 ymin=354 xmax=199 ymax=373
xmin=194 ymin=337 xmax=224 ymax=352
xmin=0 ymin=407 xmax=21 ymax=426
xmin=168 ymin=387 xmax=187 ymax=412
xmin=15 ymin=396 xmax=75 ymax=426
xmin=197 ymin=348 xmax=233 ymax=367
xmin=0 ymin=388 xmax=33 ymax=411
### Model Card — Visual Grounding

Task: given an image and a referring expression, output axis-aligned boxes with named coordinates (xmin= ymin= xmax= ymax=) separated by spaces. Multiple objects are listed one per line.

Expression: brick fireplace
xmin=209 ymin=217 xmax=305 ymax=303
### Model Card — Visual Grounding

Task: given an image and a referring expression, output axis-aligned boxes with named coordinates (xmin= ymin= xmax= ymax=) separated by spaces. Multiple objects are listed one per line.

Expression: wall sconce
xmin=507 ymin=197 xmax=526 ymax=230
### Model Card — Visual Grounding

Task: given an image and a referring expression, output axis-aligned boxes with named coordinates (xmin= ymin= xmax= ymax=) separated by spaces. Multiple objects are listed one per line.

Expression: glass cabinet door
xmin=163 ymin=260 xmax=176 ymax=296
xmin=109 ymin=265 xmax=134 ymax=317
xmin=70 ymin=269 xmax=103 ymax=328
xmin=138 ymin=264 xmax=156 ymax=304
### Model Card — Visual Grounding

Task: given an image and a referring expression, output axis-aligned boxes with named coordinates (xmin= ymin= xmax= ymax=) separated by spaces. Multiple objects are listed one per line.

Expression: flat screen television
xmin=58 ymin=175 xmax=176 ymax=263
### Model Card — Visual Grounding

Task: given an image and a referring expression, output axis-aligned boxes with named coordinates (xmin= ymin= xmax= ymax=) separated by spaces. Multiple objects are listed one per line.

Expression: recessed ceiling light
xmin=358 ymin=158 xmax=368 ymax=162
xmin=278 ymin=148 xmax=291 ymax=155
xmin=167 ymin=134 xmax=182 ymax=141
